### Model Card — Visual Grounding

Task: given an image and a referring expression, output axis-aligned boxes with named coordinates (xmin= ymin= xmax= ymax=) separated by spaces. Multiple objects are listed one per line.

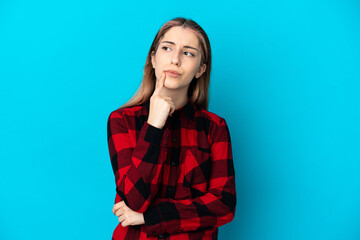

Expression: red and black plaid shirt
xmin=107 ymin=99 xmax=236 ymax=240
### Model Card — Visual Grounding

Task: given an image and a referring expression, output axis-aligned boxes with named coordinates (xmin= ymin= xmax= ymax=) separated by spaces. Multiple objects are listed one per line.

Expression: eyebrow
xmin=160 ymin=41 xmax=199 ymax=52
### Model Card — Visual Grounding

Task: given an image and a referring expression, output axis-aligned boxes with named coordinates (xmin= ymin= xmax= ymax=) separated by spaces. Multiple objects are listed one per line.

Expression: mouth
xmin=165 ymin=70 xmax=181 ymax=78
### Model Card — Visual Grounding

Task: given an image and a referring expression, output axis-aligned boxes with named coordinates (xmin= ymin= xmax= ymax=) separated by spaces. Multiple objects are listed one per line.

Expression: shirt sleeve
xmin=107 ymin=110 xmax=169 ymax=213
xmin=142 ymin=117 xmax=236 ymax=237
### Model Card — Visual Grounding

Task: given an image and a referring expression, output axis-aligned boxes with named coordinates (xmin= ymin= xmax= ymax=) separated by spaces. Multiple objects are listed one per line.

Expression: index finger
xmin=112 ymin=201 xmax=125 ymax=214
xmin=153 ymin=70 xmax=166 ymax=95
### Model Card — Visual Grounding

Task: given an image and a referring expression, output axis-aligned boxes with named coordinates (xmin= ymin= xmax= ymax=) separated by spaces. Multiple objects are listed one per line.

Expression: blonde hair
xmin=119 ymin=17 xmax=212 ymax=110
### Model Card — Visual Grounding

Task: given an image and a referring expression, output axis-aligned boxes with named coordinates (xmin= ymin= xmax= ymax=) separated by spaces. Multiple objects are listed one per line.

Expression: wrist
xmin=140 ymin=213 xmax=145 ymax=225
xmin=147 ymin=119 xmax=163 ymax=129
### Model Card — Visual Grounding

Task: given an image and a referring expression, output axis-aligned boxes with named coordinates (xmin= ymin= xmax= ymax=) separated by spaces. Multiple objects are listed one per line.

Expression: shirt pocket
xmin=182 ymin=147 xmax=211 ymax=197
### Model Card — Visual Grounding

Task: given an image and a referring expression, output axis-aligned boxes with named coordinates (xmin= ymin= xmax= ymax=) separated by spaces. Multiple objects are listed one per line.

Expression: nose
xmin=171 ymin=50 xmax=180 ymax=66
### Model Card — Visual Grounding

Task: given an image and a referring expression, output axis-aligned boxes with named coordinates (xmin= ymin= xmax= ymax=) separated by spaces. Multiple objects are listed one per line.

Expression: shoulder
xmin=108 ymin=102 xmax=147 ymax=120
xmin=107 ymin=103 xmax=147 ymax=134
xmin=195 ymin=108 xmax=231 ymax=144
xmin=196 ymin=108 xmax=227 ymax=127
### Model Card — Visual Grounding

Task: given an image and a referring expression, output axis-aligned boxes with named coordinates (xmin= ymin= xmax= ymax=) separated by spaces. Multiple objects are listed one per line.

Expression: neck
xmin=160 ymin=87 xmax=188 ymax=110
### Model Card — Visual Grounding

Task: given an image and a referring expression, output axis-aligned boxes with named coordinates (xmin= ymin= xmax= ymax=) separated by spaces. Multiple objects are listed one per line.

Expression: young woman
xmin=107 ymin=17 xmax=236 ymax=240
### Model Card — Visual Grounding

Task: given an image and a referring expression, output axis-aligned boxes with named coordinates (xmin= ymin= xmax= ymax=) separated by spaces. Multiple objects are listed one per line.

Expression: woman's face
xmin=151 ymin=26 xmax=206 ymax=91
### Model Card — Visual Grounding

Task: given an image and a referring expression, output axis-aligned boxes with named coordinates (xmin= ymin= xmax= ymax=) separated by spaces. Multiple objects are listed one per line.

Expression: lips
xmin=165 ymin=70 xmax=181 ymax=78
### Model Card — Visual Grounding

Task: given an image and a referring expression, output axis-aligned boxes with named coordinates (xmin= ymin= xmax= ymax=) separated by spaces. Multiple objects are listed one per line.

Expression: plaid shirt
xmin=107 ymin=99 xmax=236 ymax=240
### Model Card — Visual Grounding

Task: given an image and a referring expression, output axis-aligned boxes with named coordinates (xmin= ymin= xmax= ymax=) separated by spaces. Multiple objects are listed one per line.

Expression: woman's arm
xmin=142 ymin=118 xmax=236 ymax=237
xmin=107 ymin=110 xmax=169 ymax=213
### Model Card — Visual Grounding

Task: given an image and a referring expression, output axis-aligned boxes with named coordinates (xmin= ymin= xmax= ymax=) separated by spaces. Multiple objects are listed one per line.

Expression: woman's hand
xmin=112 ymin=201 xmax=145 ymax=227
xmin=147 ymin=71 xmax=176 ymax=129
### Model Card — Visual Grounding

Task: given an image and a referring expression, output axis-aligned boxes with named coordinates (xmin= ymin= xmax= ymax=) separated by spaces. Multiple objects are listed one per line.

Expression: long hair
xmin=119 ymin=17 xmax=212 ymax=110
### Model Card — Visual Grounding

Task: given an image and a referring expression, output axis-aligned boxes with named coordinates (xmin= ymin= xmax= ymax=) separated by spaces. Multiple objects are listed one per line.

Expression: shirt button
xmin=158 ymin=233 xmax=165 ymax=238
xmin=172 ymin=137 xmax=176 ymax=142
xmin=171 ymin=161 xmax=176 ymax=166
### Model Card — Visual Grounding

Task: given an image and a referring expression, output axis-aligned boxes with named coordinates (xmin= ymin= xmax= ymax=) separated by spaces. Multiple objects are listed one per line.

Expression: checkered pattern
xmin=107 ymin=99 xmax=236 ymax=240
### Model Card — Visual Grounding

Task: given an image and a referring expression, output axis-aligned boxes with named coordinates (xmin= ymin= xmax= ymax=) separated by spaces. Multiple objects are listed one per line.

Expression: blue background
xmin=1 ymin=0 xmax=359 ymax=239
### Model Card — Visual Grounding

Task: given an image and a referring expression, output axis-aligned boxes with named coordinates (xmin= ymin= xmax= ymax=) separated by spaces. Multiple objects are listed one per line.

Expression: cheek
xmin=155 ymin=55 xmax=167 ymax=69
xmin=187 ymin=64 xmax=201 ymax=77
xmin=186 ymin=59 xmax=201 ymax=72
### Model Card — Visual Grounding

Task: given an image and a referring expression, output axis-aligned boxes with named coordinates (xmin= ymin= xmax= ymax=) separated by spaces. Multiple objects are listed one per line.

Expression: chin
xmin=164 ymin=85 xmax=180 ymax=90
xmin=164 ymin=81 xmax=179 ymax=89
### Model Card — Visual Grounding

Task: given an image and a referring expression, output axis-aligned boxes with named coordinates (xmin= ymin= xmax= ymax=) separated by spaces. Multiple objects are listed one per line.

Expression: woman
xmin=107 ymin=17 xmax=236 ymax=240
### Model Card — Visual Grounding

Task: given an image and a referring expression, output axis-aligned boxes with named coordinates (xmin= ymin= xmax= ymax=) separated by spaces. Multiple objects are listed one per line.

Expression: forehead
xmin=161 ymin=26 xmax=200 ymax=48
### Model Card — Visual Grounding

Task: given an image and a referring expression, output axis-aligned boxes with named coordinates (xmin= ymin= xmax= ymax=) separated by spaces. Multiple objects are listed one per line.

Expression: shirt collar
xmin=144 ymin=99 xmax=196 ymax=121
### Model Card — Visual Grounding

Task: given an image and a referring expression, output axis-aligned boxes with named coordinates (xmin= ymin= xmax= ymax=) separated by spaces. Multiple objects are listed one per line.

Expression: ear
xmin=151 ymin=51 xmax=156 ymax=69
xmin=195 ymin=63 xmax=207 ymax=78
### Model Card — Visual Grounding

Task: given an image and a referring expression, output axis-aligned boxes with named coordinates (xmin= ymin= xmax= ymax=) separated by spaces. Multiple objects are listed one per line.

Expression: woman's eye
xmin=161 ymin=46 xmax=194 ymax=57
